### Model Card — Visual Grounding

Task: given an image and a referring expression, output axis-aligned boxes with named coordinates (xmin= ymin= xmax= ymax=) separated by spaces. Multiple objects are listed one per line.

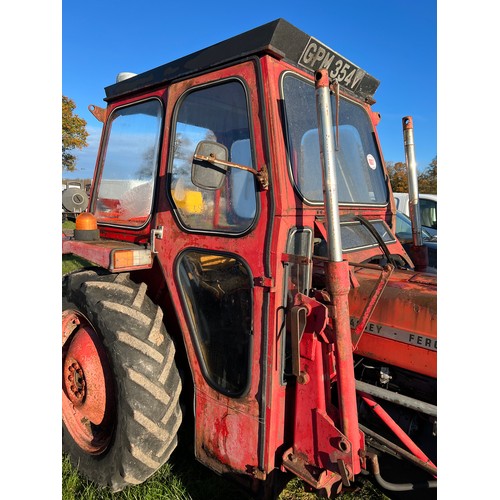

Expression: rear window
xmin=94 ymin=99 xmax=163 ymax=227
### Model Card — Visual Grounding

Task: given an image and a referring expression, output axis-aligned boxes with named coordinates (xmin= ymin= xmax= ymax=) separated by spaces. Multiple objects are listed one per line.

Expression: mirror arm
xmin=193 ymin=154 xmax=269 ymax=191
xmin=88 ymin=104 xmax=106 ymax=123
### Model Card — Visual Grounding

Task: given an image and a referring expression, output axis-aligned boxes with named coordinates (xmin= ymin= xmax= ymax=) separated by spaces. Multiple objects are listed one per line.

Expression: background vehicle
xmin=62 ymin=19 xmax=437 ymax=498
xmin=393 ymin=192 xmax=437 ymax=236
xmin=395 ymin=210 xmax=436 ymax=272
xmin=62 ymin=181 xmax=89 ymax=222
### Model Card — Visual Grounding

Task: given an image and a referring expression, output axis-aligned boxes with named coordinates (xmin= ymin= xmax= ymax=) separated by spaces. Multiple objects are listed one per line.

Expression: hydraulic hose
xmin=366 ymin=452 xmax=437 ymax=492
xmin=354 ymin=215 xmax=399 ymax=268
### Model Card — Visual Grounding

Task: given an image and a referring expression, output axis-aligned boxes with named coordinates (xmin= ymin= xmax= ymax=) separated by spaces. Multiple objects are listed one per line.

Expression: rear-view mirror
xmin=191 ymin=141 xmax=229 ymax=190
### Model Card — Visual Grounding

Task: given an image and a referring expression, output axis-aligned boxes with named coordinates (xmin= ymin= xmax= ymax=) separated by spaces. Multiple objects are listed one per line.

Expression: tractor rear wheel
xmin=62 ymin=269 xmax=182 ymax=492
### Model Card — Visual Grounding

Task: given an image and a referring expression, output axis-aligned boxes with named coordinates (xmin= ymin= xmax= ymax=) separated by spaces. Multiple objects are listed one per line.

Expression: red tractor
xmin=62 ymin=19 xmax=436 ymax=497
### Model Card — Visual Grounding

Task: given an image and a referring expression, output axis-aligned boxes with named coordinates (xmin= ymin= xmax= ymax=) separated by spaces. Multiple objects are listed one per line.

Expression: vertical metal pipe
xmin=325 ymin=259 xmax=360 ymax=476
xmin=315 ymin=70 xmax=360 ymax=475
xmin=402 ymin=117 xmax=423 ymax=247
xmin=315 ymin=70 xmax=343 ymax=263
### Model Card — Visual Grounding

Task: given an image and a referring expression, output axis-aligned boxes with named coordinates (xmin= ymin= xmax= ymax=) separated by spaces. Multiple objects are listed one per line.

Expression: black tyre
xmin=62 ymin=269 xmax=182 ymax=492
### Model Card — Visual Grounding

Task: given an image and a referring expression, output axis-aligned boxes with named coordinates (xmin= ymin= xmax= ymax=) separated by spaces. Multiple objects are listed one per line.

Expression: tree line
xmin=386 ymin=157 xmax=437 ymax=194
xmin=62 ymin=96 xmax=88 ymax=172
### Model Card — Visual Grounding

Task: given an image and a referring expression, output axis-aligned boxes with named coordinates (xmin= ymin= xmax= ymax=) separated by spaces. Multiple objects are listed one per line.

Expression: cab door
xmin=154 ymin=60 xmax=271 ymax=476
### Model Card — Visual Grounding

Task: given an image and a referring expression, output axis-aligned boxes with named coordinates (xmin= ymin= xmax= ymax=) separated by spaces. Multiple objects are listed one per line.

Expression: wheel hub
xmin=62 ymin=309 xmax=114 ymax=454
xmin=65 ymin=360 xmax=86 ymax=404
xmin=63 ymin=324 xmax=108 ymax=424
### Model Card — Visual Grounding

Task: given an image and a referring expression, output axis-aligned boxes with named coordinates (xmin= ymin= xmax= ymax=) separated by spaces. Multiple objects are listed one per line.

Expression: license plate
xmin=298 ymin=37 xmax=366 ymax=92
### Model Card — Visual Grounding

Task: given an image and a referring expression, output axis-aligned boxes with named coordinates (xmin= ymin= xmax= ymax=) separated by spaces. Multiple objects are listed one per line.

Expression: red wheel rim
xmin=62 ymin=309 xmax=114 ymax=454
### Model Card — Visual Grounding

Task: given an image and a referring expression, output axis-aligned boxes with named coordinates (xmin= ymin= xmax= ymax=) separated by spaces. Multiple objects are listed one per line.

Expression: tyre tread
xmin=62 ymin=270 xmax=182 ymax=492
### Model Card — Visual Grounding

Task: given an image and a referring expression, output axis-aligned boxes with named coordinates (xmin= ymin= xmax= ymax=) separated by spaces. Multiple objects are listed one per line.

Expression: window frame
xmin=167 ymin=76 xmax=260 ymax=236
xmin=175 ymin=248 xmax=254 ymax=398
xmin=92 ymin=96 xmax=164 ymax=230
xmin=279 ymin=70 xmax=388 ymax=207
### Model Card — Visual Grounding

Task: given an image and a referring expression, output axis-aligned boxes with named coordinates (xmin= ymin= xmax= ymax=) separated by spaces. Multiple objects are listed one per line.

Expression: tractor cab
xmin=63 ymin=18 xmax=437 ymax=497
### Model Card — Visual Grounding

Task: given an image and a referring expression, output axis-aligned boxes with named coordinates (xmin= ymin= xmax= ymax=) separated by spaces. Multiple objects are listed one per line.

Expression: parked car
xmin=393 ymin=192 xmax=437 ymax=237
xmin=395 ymin=210 xmax=437 ymax=272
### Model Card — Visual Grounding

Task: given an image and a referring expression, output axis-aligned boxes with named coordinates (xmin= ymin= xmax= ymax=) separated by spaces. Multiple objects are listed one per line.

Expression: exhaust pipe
xmin=402 ymin=116 xmax=423 ymax=246
xmin=402 ymin=117 xmax=428 ymax=271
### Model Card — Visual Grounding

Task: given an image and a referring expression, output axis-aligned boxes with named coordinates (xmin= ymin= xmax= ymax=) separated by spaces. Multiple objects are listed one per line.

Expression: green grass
xmin=63 ymin=446 xmax=384 ymax=500
xmin=62 ymin=220 xmax=93 ymax=274
xmin=63 ymin=219 xmax=76 ymax=230
xmin=62 ymin=229 xmax=386 ymax=499
xmin=62 ymin=441 xmax=253 ymax=500
xmin=63 ymin=254 xmax=93 ymax=275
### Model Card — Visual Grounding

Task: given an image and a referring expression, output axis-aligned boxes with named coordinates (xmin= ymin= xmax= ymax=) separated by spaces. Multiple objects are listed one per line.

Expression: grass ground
xmin=62 ymin=219 xmax=387 ymax=499
xmin=63 ymin=447 xmax=385 ymax=500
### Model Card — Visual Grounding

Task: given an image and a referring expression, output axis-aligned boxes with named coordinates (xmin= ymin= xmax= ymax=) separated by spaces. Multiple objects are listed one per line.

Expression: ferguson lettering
xmin=350 ymin=317 xmax=437 ymax=352
xmin=408 ymin=334 xmax=437 ymax=350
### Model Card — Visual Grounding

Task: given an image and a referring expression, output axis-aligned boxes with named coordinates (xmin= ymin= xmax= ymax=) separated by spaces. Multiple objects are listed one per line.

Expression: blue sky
xmin=62 ymin=0 xmax=437 ymax=179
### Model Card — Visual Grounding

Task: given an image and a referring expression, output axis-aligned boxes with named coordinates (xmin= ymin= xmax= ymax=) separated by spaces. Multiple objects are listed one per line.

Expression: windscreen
xmin=281 ymin=74 xmax=388 ymax=205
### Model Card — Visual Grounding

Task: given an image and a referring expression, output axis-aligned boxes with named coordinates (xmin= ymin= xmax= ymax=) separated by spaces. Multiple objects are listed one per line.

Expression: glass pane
xmin=314 ymin=220 xmax=395 ymax=255
xmin=286 ymin=228 xmax=312 ymax=296
xmin=396 ymin=211 xmax=412 ymax=240
xmin=178 ymin=251 xmax=253 ymax=396
xmin=282 ymin=74 xmax=388 ymax=205
xmin=171 ymin=81 xmax=257 ymax=232
xmin=419 ymin=198 xmax=437 ymax=230
xmin=95 ymin=100 xmax=162 ymax=226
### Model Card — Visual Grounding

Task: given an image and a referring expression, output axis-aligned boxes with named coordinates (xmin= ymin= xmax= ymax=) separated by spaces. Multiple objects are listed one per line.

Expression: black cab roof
xmin=105 ymin=18 xmax=379 ymax=102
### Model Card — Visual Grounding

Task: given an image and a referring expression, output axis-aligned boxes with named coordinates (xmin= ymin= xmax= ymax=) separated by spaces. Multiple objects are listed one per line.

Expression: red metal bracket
xmin=282 ymin=447 xmax=343 ymax=497
xmin=253 ymin=276 xmax=274 ymax=288
xmin=350 ymin=263 xmax=394 ymax=349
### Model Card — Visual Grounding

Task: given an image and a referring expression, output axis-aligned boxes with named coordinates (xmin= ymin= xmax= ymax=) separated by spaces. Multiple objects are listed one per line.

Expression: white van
xmin=393 ymin=192 xmax=437 ymax=236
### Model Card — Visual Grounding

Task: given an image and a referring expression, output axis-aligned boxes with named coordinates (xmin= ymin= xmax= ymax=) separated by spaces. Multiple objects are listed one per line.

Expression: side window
xmin=170 ymin=80 xmax=257 ymax=233
xmin=94 ymin=99 xmax=162 ymax=227
xmin=177 ymin=251 xmax=253 ymax=396
xmin=420 ymin=198 xmax=437 ymax=230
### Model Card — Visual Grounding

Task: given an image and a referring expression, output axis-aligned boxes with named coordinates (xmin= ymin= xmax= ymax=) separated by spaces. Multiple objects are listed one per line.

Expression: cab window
xmin=94 ymin=99 xmax=162 ymax=227
xmin=177 ymin=251 xmax=253 ymax=396
xmin=170 ymin=80 xmax=257 ymax=233
xmin=281 ymin=73 xmax=387 ymax=205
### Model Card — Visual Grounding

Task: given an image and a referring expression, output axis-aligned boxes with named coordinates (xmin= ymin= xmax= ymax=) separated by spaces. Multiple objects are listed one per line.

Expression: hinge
xmin=254 ymin=276 xmax=274 ymax=288
xmin=256 ymin=164 xmax=269 ymax=191
xmin=150 ymin=226 xmax=163 ymax=254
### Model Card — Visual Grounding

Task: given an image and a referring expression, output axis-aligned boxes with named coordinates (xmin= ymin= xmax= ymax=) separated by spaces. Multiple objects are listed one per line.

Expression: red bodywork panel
xmin=62 ymin=231 xmax=153 ymax=272
xmin=350 ymin=268 xmax=436 ymax=378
